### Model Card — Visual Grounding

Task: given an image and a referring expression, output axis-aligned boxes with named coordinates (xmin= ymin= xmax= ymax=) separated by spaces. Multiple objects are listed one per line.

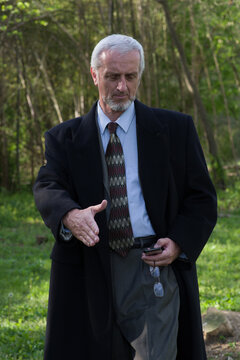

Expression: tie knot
xmin=107 ymin=122 xmax=118 ymax=135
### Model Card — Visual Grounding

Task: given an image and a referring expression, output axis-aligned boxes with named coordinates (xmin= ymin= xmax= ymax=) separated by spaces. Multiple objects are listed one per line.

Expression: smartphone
xmin=143 ymin=246 xmax=163 ymax=255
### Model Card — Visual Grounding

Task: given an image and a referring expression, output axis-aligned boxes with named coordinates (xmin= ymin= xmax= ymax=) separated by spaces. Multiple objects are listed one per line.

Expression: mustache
xmin=112 ymin=91 xmax=129 ymax=96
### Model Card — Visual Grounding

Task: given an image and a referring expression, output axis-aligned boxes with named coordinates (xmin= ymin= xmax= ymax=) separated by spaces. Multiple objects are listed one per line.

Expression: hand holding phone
xmin=143 ymin=246 xmax=163 ymax=256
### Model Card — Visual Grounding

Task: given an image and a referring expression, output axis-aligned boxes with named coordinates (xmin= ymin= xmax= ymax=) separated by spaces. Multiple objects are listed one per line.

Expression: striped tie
xmin=105 ymin=122 xmax=134 ymax=256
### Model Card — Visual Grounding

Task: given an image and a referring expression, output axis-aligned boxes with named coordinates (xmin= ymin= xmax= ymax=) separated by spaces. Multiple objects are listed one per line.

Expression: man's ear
xmin=90 ymin=67 xmax=98 ymax=86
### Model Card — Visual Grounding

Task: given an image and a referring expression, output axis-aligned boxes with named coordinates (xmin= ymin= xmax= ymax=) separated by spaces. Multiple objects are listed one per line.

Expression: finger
xmin=78 ymin=209 xmax=100 ymax=236
xmin=83 ymin=226 xmax=100 ymax=244
xmin=91 ymin=200 xmax=108 ymax=215
xmin=142 ymin=250 xmax=165 ymax=260
xmin=79 ymin=233 xmax=99 ymax=247
xmin=155 ymin=238 xmax=168 ymax=248
xmin=74 ymin=229 xmax=99 ymax=247
xmin=142 ymin=252 xmax=168 ymax=266
xmin=85 ymin=216 xmax=100 ymax=236
xmin=77 ymin=235 xmax=91 ymax=247
xmin=74 ymin=223 xmax=100 ymax=244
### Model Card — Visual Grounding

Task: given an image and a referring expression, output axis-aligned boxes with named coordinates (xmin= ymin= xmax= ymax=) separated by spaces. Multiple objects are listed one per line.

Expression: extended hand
xmin=142 ymin=237 xmax=181 ymax=267
xmin=62 ymin=200 xmax=107 ymax=247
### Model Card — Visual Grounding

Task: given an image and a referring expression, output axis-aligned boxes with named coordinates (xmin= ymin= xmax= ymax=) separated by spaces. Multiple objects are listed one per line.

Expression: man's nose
xmin=117 ymin=77 xmax=127 ymax=91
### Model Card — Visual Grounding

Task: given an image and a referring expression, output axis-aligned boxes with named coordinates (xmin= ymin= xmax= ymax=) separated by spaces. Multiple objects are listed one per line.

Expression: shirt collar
xmin=97 ymin=101 xmax=135 ymax=135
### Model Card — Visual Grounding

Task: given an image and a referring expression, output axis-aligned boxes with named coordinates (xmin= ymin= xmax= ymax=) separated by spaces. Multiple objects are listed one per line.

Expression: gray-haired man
xmin=34 ymin=34 xmax=217 ymax=359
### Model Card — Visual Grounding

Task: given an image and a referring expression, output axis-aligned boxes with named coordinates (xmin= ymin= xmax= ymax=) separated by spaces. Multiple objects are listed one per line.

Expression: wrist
xmin=62 ymin=208 xmax=80 ymax=228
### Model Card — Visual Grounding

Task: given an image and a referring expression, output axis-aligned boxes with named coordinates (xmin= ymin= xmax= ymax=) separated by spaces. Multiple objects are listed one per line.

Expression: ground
xmin=206 ymin=337 xmax=240 ymax=359
xmin=205 ymin=310 xmax=240 ymax=359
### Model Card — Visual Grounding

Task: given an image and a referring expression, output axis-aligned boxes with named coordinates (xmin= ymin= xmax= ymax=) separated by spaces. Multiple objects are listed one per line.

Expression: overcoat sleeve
xmin=167 ymin=116 xmax=217 ymax=263
xmin=33 ymin=129 xmax=81 ymax=241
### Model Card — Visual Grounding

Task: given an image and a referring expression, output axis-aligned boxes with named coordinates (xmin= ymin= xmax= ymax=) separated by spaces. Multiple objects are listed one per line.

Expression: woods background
xmin=0 ymin=0 xmax=239 ymax=190
xmin=1 ymin=2 xmax=240 ymax=358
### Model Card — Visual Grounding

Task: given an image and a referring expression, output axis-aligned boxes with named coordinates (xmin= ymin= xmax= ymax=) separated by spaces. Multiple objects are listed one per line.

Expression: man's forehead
xmin=99 ymin=49 xmax=140 ymax=72
xmin=100 ymin=49 xmax=140 ymax=63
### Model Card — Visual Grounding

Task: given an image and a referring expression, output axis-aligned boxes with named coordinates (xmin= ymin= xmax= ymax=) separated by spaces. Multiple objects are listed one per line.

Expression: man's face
xmin=91 ymin=50 xmax=141 ymax=116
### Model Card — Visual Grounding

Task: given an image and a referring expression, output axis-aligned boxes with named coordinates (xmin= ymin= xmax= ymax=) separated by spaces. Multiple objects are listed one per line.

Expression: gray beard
xmin=103 ymin=96 xmax=135 ymax=112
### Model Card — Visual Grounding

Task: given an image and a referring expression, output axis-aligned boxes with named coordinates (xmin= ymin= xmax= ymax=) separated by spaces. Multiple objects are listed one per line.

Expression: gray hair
xmin=90 ymin=34 xmax=145 ymax=77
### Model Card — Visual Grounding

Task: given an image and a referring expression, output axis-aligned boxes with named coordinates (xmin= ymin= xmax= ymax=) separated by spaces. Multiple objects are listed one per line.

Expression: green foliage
xmin=0 ymin=0 xmax=239 ymax=189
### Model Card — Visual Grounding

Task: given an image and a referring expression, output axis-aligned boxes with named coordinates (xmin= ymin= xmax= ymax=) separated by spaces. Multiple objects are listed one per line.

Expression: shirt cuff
xmin=59 ymin=221 xmax=73 ymax=241
xmin=178 ymin=252 xmax=189 ymax=262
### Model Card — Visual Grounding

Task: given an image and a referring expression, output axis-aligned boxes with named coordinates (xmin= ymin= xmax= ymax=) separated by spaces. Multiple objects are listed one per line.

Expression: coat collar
xmin=70 ymin=102 xmax=104 ymax=208
xmin=134 ymin=99 xmax=167 ymax=135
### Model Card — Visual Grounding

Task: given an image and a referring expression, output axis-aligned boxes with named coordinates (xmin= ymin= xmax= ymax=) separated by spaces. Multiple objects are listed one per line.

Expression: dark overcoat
xmin=33 ymin=100 xmax=217 ymax=360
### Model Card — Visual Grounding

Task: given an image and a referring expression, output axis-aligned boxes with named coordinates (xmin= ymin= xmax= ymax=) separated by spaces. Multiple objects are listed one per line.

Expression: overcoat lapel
xmin=67 ymin=103 xmax=113 ymax=294
xmin=66 ymin=103 xmax=109 ymax=247
xmin=135 ymin=100 xmax=171 ymax=236
xmin=69 ymin=102 xmax=104 ymax=210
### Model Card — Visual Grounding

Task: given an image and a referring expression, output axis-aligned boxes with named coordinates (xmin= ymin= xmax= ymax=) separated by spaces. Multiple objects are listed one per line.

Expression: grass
xmin=0 ymin=191 xmax=52 ymax=359
xmin=198 ymin=181 xmax=240 ymax=313
xmin=0 ymin=181 xmax=240 ymax=358
xmin=198 ymin=214 xmax=240 ymax=313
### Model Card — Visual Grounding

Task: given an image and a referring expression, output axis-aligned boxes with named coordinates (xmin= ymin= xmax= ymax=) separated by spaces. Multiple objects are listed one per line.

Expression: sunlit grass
xmin=0 ymin=186 xmax=240 ymax=357
xmin=0 ymin=191 xmax=52 ymax=359
xmin=198 ymin=182 xmax=240 ymax=313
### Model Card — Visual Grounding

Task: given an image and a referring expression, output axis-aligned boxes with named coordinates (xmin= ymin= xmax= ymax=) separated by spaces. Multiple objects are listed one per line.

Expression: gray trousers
xmin=110 ymin=249 xmax=180 ymax=360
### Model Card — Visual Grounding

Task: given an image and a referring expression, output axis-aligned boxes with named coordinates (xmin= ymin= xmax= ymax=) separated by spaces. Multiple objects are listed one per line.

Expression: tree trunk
xmin=15 ymin=43 xmax=20 ymax=190
xmin=0 ymin=47 xmax=10 ymax=189
xmin=35 ymin=52 xmax=63 ymax=123
xmin=0 ymin=109 xmax=9 ymax=190
xmin=156 ymin=0 xmax=226 ymax=189
xmin=129 ymin=0 xmax=137 ymax=37
xmin=230 ymin=61 xmax=240 ymax=89
xmin=19 ymin=53 xmax=44 ymax=166
xmin=189 ymin=0 xmax=198 ymax=125
xmin=108 ymin=0 xmax=114 ymax=33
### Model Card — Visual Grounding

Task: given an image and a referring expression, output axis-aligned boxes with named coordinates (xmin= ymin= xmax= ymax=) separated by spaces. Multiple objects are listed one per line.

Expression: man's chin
xmin=104 ymin=98 xmax=134 ymax=112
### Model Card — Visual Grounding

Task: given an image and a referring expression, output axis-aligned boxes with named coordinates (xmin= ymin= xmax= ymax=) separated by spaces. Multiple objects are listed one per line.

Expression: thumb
xmin=91 ymin=200 xmax=108 ymax=215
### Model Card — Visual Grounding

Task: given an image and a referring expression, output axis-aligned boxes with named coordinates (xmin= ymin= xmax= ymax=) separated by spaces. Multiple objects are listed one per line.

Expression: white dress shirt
xmin=97 ymin=101 xmax=155 ymax=238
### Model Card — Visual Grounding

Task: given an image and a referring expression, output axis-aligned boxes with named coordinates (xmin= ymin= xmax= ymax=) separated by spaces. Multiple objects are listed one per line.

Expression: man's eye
xmin=126 ymin=74 xmax=137 ymax=80
xmin=106 ymin=74 xmax=119 ymax=80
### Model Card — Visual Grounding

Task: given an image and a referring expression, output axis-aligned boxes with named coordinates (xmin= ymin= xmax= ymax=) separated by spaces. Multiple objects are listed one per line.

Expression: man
xmin=34 ymin=34 xmax=217 ymax=359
